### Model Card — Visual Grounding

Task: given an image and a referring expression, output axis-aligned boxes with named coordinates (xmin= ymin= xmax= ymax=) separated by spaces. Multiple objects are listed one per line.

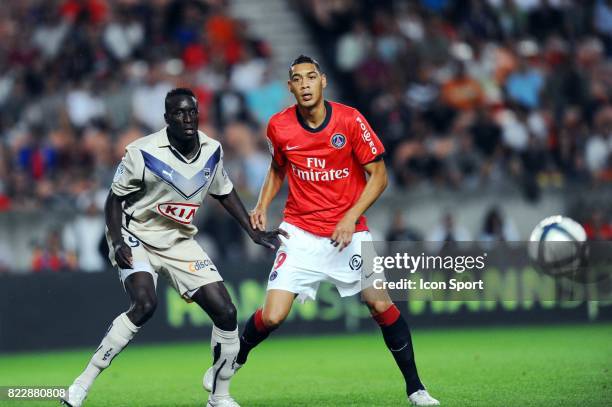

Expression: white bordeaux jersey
xmin=110 ymin=128 xmax=233 ymax=249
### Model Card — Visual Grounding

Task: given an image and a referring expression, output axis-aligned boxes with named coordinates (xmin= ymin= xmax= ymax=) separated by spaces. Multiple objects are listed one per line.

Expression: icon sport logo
xmin=157 ymin=202 xmax=200 ymax=224
xmin=330 ymin=133 xmax=346 ymax=149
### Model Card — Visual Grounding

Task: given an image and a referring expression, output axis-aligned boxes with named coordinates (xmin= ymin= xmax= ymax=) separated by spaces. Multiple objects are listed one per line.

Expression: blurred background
xmin=0 ymin=0 xmax=611 ymax=351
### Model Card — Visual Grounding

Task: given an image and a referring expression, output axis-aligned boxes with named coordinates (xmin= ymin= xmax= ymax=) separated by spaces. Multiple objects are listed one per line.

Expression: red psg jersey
xmin=267 ymin=100 xmax=385 ymax=237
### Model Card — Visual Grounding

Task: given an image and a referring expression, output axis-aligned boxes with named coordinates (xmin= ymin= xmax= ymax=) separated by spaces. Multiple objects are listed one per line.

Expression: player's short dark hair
xmin=289 ymin=55 xmax=322 ymax=77
xmin=165 ymin=88 xmax=196 ymax=112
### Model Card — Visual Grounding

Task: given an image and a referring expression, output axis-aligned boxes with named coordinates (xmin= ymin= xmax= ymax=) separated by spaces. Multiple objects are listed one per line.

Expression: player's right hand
xmin=251 ymin=228 xmax=289 ymax=251
xmin=249 ymin=206 xmax=267 ymax=231
xmin=113 ymin=242 xmax=133 ymax=269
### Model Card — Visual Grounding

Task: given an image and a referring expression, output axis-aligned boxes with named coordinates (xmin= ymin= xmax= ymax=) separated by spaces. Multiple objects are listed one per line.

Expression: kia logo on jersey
xmin=331 ymin=133 xmax=346 ymax=149
xmin=157 ymin=202 xmax=200 ymax=224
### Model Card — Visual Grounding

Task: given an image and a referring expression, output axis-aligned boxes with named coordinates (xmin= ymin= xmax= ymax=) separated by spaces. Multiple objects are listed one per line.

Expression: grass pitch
xmin=0 ymin=324 xmax=610 ymax=406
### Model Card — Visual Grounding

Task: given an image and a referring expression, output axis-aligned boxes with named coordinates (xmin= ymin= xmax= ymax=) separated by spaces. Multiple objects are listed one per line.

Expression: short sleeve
xmin=266 ymin=122 xmax=286 ymax=167
xmin=350 ymin=110 xmax=385 ymax=165
xmin=208 ymin=147 xmax=234 ymax=196
xmin=111 ymin=148 xmax=144 ymax=196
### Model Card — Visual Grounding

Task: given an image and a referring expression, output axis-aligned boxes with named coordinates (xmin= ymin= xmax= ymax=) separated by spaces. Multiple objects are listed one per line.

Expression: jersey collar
xmin=295 ymin=100 xmax=332 ymax=133
xmin=158 ymin=127 xmax=208 ymax=147
xmin=158 ymin=127 xmax=208 ymax=164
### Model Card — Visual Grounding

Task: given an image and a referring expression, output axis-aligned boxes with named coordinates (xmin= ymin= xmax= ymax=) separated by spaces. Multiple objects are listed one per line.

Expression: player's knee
xmin=213 ymin=303 xmax=237 ymax=331
xmin=261 ymin=309 xmax=287 ymax=330
xmin=131 ymin=296 xmax=157 ymax=324
xmin=366 ymin=300 xmax=393 ymax=315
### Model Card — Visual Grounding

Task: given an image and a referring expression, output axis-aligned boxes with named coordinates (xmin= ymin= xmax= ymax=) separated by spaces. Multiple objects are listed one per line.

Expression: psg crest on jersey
xmin=331 ymin=133 xmax=346 ymax=149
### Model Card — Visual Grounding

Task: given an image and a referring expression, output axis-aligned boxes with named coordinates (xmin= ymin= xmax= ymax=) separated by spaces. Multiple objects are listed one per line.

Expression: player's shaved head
xmin=289 ymin=55 xmax=322 ymax=78
xmin=165 ymin=88 xmax=196 ymax=113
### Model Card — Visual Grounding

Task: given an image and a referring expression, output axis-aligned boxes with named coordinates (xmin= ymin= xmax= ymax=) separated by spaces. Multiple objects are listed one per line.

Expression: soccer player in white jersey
xmin=61 ymin=88 xmax=285 ymax=407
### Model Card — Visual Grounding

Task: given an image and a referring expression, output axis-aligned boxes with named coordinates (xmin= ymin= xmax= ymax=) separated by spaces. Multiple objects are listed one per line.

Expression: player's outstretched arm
xmin=212 ymin=188 xmax=288 ymax=250
xmin=250 ymin=160 xmax=286 ymax=231
xmin=104 ymin=190 xmax=133 ymax=268
xmin=331 ymin=158 xmax=388 ymax=250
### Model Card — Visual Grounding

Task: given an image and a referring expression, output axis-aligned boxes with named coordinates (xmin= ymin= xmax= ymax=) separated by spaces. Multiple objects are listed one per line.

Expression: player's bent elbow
xmin=375 ymin=167 xmax=389 ymax=192
xmin=380 ymin=171 xmax=389 ymax=191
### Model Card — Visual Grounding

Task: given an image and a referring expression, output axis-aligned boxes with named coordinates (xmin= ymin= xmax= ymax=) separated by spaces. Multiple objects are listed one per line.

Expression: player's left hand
xmin=331 ymin=216 xmax=356 ymax=251
xmin=251 ymin=228 xmax=289 ymax=251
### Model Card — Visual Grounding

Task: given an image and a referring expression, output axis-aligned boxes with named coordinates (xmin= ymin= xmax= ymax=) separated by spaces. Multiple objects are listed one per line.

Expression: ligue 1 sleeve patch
xmin=331 ymin=133 xmax=347 ymax=149
xmin=266 ymin=137 xmax=275 ymax=156
xmin=113 ymin=162 xmax=126 ymax=182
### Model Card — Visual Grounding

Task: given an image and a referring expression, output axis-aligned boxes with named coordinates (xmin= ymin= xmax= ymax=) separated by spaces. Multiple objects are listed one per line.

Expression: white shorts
xmin=267 ymin=221 xmax=372 ymax=302
xmin=108 ymin=229 xmax=223 ymax=301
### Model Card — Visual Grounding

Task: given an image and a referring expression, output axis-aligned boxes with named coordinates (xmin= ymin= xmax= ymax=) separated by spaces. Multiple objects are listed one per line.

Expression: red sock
xmin=373 ymin=304 xmax=401 ymax=327
xmin=236 ymin=308 xmax=271 ymax=365
xmin=253 ymin=308 xmax=268 ymax=333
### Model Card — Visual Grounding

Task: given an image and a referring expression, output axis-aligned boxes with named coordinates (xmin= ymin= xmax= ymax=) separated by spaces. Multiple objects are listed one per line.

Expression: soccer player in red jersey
xmin=204 ymin=55 xmax=440 ymax=405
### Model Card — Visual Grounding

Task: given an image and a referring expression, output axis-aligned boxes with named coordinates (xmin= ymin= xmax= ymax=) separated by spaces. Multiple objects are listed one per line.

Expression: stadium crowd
xmin=299 ymin=0 xmax=612 ymax=196
xmin=0 ymin=0 xmax=280 ymax=215
xmin=0 ymin=0 xmax=611 ymax=271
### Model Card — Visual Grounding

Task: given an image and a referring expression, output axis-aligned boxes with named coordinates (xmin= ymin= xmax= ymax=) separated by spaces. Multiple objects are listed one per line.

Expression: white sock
xmin=74 ymin=313 xmax=139 ymax=390
xmin=210 ymin=325 xmax=239 ymax=397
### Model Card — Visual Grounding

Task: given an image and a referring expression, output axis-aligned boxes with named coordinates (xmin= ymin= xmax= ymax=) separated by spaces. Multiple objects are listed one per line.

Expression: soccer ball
xmin=528 ymin=215 xmax=587 ymax=276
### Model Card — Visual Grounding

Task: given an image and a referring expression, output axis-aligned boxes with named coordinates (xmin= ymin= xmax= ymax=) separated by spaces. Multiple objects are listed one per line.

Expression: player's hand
xmin=331 ymin=216 xmax=356 ymax=251
xmin=249 ymin=206 xmax=267 ymax=231
xmin=113 ymin=242 xmax=133 ymax=269
xmin=251 ymin=228 xmax=289 ymax=251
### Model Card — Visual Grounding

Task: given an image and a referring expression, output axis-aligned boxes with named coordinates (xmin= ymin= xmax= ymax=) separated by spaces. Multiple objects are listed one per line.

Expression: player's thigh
xmin=115 ymin=231 xmax=158 ymax=287
xmin=262 ymin=289 xmax=296 ymax=327
xmin=326 ymin=230 xmax=373 ymax=297
xmin=151 ymin=239 xmax=222 ymax=301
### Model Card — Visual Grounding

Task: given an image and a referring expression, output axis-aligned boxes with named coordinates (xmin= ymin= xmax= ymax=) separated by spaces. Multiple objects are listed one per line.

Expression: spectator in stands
xmin=427 ymin=212 xmax=472 ymax=242
xmin=479 ymin=206 xmax=519 ymax=243
xmin=506 ymin=57 xmax=544 ymax=109
xmin=63 ymin=194 xmax=106 ymax=272
xmin=245 ymin=67 xmax=289 ymax=125
xmin=131 ymin=65 xmax=173 ymax=132
xmin=0 ymin=241 xmax=9 ymax=272
xmin=31 ymin=228 xmax=77 ymax=272
xmin=224 ymin=122 xmax=269 ymax=197
xmin=336 ymin=21 xmax=371 ymax=72
xmin=441 ymin=62 xmax=485 ymax=111
xmin=583 ymin=208 xmax=612 ymax=240
xmin=594 ymin=0 xmax=612 ymax=55
xmin=385 ymin=210 xmax=423 ymax=241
